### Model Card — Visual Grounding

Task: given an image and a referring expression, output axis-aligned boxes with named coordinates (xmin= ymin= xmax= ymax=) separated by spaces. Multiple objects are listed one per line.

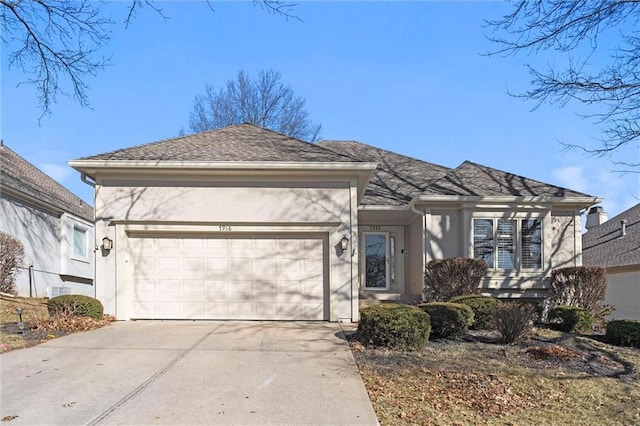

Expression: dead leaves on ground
xmin=363 ymin=366 xmax=537 ymax=425
xmin=31 ymin=314 xmax=115 ymax=333
xmin=525 ymin=345 xmax=585 ymax=362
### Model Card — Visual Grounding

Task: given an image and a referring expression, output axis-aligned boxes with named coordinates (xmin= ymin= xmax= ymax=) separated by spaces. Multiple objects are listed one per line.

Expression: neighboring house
xmin=0 ymin=142 xmax=95 ymax=298
xmin=69 ymin=124 xmax=600 ymax=322
xmin=583 ymin=204 xmax=640 ymax=320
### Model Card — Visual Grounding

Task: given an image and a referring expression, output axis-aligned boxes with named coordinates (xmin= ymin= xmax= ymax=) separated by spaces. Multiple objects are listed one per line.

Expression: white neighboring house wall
xmin=604 ymin=268 xmax=640 ymax=320
xmin=0 ymin=192 xmax=94 ymax=298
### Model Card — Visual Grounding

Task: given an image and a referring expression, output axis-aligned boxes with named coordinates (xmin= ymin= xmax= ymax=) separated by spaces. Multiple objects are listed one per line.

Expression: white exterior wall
xmin=427 ymin=209 xmax=462 ymax=260
xmin=421 ymin=204 xmax=584 ymax=300
xmin=407 ymin=216 xmax=424 ymax=297
xmin=605 ymin=269 xmax=640 ymax=320
xmin=0 ymin=194 xmax=94 ymax=298
xmin=94 ymin=181 xmax=358 ymax=321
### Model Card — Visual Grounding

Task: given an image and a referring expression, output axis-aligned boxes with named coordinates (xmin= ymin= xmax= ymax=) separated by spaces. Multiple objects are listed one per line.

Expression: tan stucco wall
xmin=421 ymin=205 xmax=584 ymax=299
xmin=428 ymin=209 xmax=462 ymax=260
xmin=605 ymin=269 xmax=640 ymax=320
xmin=94 ymin=181 xmax=358 ymax=321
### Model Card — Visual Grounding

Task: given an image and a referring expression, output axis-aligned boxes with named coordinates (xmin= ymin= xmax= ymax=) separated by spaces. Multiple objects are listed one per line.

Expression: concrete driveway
xmin=0 ymin=321 xmax=378 ymax=425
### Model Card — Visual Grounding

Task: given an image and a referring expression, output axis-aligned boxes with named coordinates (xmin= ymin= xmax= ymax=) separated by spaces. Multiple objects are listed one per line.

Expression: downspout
xmin=81 ymin=173 xmax=96 ymax=187
xmin=80 ymin=172 xmax=97 ymax=299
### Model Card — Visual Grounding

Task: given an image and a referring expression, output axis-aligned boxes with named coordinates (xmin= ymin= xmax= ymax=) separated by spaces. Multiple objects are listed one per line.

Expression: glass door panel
xmin=364 ymin=233 xmax=388 ymax=289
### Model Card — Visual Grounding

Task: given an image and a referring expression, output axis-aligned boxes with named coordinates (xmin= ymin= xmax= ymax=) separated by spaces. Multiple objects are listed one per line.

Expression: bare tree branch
xmin=1 ymin=0 xmax=299 ymax=119
xmin=188 ymin=69 xmax=321 ymax=142
xmin=485 ymin=0 xmax=640 ymax=168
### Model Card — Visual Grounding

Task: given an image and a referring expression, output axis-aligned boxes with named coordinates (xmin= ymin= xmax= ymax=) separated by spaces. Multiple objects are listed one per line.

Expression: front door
xmin=363 ymin=232 xmax=400 ymax=290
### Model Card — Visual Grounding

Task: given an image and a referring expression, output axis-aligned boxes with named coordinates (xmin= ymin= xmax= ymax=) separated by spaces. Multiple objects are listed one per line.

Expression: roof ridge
xmin=0 ymin=144 xmax=93 ymax=221
xmin=80 ymin=123 xmax=334 ymax=161
xmin=319 ymin=140 xmax=450 ymax=170
xmin=458 ymin=160 xmax=592 ymax=197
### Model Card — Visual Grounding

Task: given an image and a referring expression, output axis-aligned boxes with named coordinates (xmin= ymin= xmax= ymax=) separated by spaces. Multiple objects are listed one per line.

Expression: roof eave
xmin=411 ymin=194 xmax=603 ymax=209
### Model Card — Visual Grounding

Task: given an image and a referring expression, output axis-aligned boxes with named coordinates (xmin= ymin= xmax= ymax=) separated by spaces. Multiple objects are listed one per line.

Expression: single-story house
xmin=69 ymin=124 xmax=600 ymax=322
xmin=583 ymin=204 xmax=640 ymax=320
xmin=0 ymin=142 xmax=95 ymax=298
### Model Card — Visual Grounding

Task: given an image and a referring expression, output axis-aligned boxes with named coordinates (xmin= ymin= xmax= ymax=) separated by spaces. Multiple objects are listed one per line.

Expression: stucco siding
xmin=0 ymin=194 xmax=94 ymax=297
xmin=550 ymin=212 xmax=581 ymax=270
xmin=96 ymin=185 xmax=350 ymax=224
xmin=428 ymin=209 xmax=462 ymax=259
xmin=408 ymin=216 xmax=424 ymax=297
xmin=94 ymin=182 xmax=357 ymax=321
xmin=605 ymin=269 xmax=640 ymax=320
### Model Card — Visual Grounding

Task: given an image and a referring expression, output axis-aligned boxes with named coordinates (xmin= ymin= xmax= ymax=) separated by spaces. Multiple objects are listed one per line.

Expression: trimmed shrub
xmin=449 ymin=295 xmax=502 ymax=330
xmin=47 ymin=295 xmax=104 ymax=320
xmin=357 ymin=303 xmax=431 ymax=350
xmin=549 ymin=266 xmax=607 ymax=312
xmin=418 ymin=302 xmax=474 ymax=339
xmin=424 ymin=258 xmax=488 ymax=302
xmin=495 ymin=303 xmax=536 ymax=344
xmin=548 ymin=306 xmax=594 ymax=333
xmin=0 ymin=232 xmax=24 ymax=295
xmin=606 ymin=320 xmax=640 ymax=348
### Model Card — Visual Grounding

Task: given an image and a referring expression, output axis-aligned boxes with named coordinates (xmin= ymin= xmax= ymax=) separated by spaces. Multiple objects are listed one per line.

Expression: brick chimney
xmin=585 ymin=206 xmax=608 ymax=230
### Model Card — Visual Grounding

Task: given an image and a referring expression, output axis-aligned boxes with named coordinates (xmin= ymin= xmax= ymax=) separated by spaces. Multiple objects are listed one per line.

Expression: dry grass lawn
xmin=1 ymin=295 xmax=113 ymax=353
xmin=351 ymin=328 xmax=640 ymax=425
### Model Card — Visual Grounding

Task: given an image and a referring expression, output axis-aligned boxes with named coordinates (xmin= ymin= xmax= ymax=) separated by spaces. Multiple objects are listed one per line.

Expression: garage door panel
xmin=130 ymin=236 xmax=325 ymax=320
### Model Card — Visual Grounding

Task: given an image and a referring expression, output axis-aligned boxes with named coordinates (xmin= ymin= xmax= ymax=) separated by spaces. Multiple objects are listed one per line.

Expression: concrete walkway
xmin=0 ymin=321 xmax=378 ymax=425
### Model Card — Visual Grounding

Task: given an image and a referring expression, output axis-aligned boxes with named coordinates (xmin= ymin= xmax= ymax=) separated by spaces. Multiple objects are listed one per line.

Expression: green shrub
xmin=449 ymin=295 xmax=502 ymax=330
xmin=418 ymin=302 xmax=474 ymax=339
xmin=47 ymin=295 xmax=104 ymax=320
xmin=548 ymin=306 xmax=594 ymax=333
xmin=424 ymin=258 xmax=488 ymax=302
xmin=357 ymin=303 xmax=431 ymax=350
xmin=494 ymin=303 xmax=536 ymax=344
xmin=606 ymin=320 xmax=640 ymax=348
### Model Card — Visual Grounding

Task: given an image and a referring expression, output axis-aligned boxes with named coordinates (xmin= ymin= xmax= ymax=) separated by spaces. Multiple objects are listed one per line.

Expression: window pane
xmin=497 ymin=220 xmax=515 ymax=269
xmin=390 ymin=236 xmax=396 ymax=287
xmin=73 ymin=227 xmax=86 ymax=257
xmin=473 ymin=219 xmax=493 ymax=267
xmin=365 ymin=234 xmax=387 ymax=288
xmin=522 ymin=219 xmax=542 ymax=269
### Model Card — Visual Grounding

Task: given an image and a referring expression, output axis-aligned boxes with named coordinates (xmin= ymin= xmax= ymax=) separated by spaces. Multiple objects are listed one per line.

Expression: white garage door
xmin=129 ymin=235 xmax=326 ymax=320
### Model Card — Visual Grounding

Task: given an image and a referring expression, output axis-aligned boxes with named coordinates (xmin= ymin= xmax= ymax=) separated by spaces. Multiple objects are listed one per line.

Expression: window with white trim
xmin=473 ymin=218 xmax=542 ymax=270
xmin=73 ymin=226 xmax=87 ymax=258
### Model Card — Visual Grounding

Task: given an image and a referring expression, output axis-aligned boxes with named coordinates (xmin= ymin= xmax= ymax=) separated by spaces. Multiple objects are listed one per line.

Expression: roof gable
xmin=422 ymin=161 xmax=592 ymax=198
xmin=80 ymin=123 xmax=351 ymax=163
xmin=583 ymin=203 xmax=640 ymax=268
xmin=0 ymin=144 xmax=93 ymax=222
xmin=318 ymin=140 xmax=451 ymax=205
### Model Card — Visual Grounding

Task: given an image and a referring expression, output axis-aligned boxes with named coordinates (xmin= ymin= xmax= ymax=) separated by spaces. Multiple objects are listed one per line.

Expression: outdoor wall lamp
xmin=102 ymin=236 xmax=113 ymax=251
xmin=340 ymin=236 xmax=349 ymax=251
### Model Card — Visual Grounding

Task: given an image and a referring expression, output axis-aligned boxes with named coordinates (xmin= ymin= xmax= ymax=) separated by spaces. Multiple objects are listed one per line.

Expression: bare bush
xmin=549 ymin=267 xmax=607 ymax=312
xmin=495 ymin=303 xmax=536 ymax=344
xmin=424 ymin=258 xmax=488 ymax=302
xmin=0 ymin=232 xmax=24 ymax=295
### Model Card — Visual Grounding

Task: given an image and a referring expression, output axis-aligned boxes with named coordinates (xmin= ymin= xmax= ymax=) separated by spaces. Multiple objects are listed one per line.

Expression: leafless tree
xmin=486 ymin=0 xmax=640 ymax=169
xmin=1 ymin=0 xmax=298 ymax=118
xmin=0 ymin=232 xmax=24 ymax=295
xmin=188 ymin=69 xmax=322 ymax=142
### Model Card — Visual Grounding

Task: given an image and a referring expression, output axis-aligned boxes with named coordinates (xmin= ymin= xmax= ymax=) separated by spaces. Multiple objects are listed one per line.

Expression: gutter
xmin=81 ymin=173 xmax=96 ymax=187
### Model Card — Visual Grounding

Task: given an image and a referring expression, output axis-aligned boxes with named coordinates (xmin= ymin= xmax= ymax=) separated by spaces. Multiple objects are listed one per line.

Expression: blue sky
xmin=2 ymin=1 xmax=638 ymax=220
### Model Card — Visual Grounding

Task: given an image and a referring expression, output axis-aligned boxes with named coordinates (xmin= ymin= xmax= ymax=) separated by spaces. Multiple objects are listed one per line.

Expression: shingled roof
xmin=79 ymin=123 xmax=352 ymax=163
xmin=1 ymin=143 xmax=93 ymax=222
xmin=318 ymin=140 xmax=451 ymax=205
xmin=583 ymin=203 xmax=640 ymax=269
xmin=422 ymin=161 xmax=591 ymax=198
